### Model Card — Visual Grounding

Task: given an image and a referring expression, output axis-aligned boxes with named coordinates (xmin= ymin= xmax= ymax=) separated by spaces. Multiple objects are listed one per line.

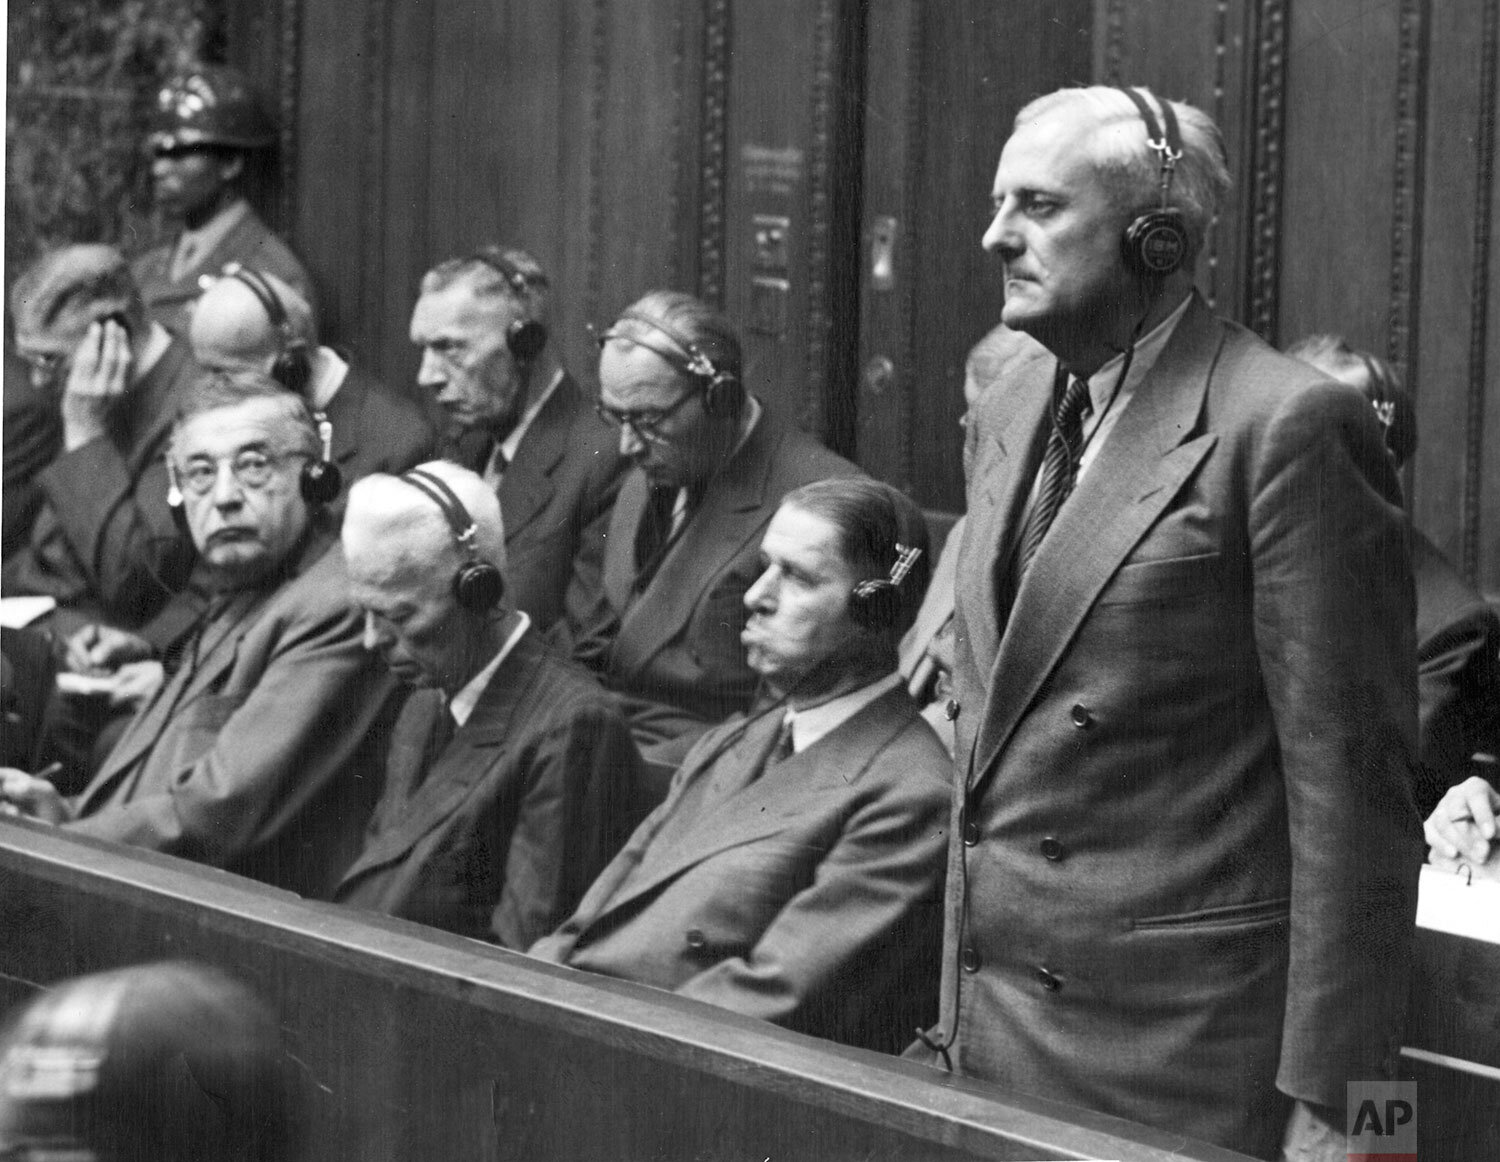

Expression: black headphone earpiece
xmin=219 ymin=264 xmax=341 ymax=506
xmin=848 ymin=543 xmax=923 ymax=632
xmin=1117 ymin=87 xmax=1190 ymax=278
xmin=469 ymin=250 xmax=549 ymax=362
xmin=597 ymin=309 xmax=743 ymax=418
xmin=224 ymin=263 xmax=313 ymax=396
xmin=399 ymin=468 xmax=505 ymax=612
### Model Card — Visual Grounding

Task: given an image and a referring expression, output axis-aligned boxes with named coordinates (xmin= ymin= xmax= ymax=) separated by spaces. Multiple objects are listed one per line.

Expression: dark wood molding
xmin=1387 ymin=0 xmax=1430 ymax=393
xmin=668 ymin=4 xmax=688 ymax=286
xmin=894 ymin=0 xmax=924 ymax=486
xmin=1103 ymin=0 xmax=1127 ymax=85
xmin=1246 ymin=0 xmax=1287 ymax=342
xmin=585 ymin=0 xmax=610 ymax=326
xmin=275 ymin=0 xmax=302 ymax=229
xmin=1204 ymin=0 xmax=1234 ymax=312
xmin=1461 ymin=0 xmax=1497 ymax=580
xmin=360 ymin=0 xmax=391 ymax=343
xmin=697 ymin=0 xmax=731 ymax=307
xmin=802 ymin=0 xmax=838 ymax=431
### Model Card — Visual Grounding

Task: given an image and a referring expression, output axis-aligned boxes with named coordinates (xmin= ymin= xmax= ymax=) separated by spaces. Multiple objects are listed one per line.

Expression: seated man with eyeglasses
xmin=0 ymin=371 xmax=402 ymax=897
xmin=571 ymin=291 xmax=861 ymax=793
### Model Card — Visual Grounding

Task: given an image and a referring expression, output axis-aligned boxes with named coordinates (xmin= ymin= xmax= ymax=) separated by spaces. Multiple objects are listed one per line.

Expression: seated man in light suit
xmin=334 ymin=462 xmax=642 ymax=948
xmin=532 ymin=478 xmax=952 ymax=1054
xmin=191 ymin=265 xmax=437 ymax=499
xmin=574 ymin=290 xmax=860 ymax=774
xmin=0 ymin=372 xmax=400 ymax=898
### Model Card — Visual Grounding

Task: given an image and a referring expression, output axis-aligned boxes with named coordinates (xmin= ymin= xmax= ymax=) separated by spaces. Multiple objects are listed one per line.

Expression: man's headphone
xmin=848 ymin=543 xmax=923 ymax=631
xmin=164 ymin=412 xmax=342 ymax=513
xmin=597 ymin=309 xmax=743 ymax=418
xmin=468 ymin=250 xmax=549 ymax=362
xmin=223 ymin=263 xmax=314 ymax=396
xmin=398 ymin=468 xmax=505 ymax=612
xmin=1117 ymin=87 xmax=1190 ymax=278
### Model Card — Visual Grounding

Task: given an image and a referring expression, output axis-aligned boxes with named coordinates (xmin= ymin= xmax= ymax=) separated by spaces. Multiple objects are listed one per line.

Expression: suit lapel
xmin=959 ymin=341 xmax=1054 ymax=670
xmin=582 ymin=689 xmax=913 ymax=925
xmin=336 ymin=634 xmax=542 ymax=882
xmin=321 ymin=369 xmax=365 ymax=468
xmin=970 ymin=298 xmax=1224 ymax=798
xmin=613 ymin=416 xmax=777 ymax=662
xmin=499 ymin=375 xmax=576 ymax=540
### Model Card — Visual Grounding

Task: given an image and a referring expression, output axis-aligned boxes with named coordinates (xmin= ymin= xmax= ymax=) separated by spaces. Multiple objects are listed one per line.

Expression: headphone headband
xmin=224 ymin=262 xmax=289 ymax=330
xmin=399 ymin=468 xmax=504 ymax=611
xmin=597 ymin=308 xmax=741 ymax=419
xmin=1116 ymin=87 xmax=1190 ymax=278
xmin=465 ymin=249 xmax=549 ymax=362
xmin=1117 ymin=87 xmax=1182 ymax=211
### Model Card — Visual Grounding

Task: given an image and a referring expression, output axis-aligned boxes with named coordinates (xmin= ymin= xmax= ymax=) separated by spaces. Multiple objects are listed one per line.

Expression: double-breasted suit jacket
xmin=61 ymin=539 xmax=402 ymax=898
xmin=531 ymin=686 xmax=952 ymax=1054
xmin=130 ymin=203 xmax=314 ymax=338
xmin=579 ymin=407 xmax=859 ymax=748
xmin=937 ymin=295 xmax=1422 ymax=1156
xmin=334 ymin=631 xmax=641 ymax=949
xmin=2 ymin=336 xmax=200 ymax=641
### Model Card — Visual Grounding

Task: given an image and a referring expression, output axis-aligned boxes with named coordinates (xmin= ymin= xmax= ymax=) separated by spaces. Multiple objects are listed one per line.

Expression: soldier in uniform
xmin=131 ymin=64 xmax=314 ymax=338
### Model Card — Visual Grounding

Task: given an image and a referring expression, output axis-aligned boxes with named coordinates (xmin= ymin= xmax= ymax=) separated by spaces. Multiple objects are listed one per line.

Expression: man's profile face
xmin=410 ymin=280 xmax=526 ymax=437
xmin=151 ymin=146 xmax=236 ymax=220
xmin=172 ymin=397 xmax=312 ymax=587
xmin=980 ymin=104 xmax=1134 ymax=349
xmin=741 ymin=504 xmax=861 ymax=695
xmin=347 ymin=549 xmax=474 ymax=691
xmin=597 ymin=340 xmax=716 ymax=489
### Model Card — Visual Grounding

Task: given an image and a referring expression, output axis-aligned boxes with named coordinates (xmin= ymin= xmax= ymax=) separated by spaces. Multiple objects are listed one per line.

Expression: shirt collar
xmin=499 ymin=368 xmax=566 ymax=463
xmin=306 ymin=347 xmax=348 ymax=412
xmin=134 ymin=321 xmax=173 ymax=380
xmin=176 ymin=197 xmax=251 ymax=263
xmin=1079 ymin=292 xmax=1192 ymax=414
xmin=449 ymin=611 xmax=530 ymax=727
xmin=785 ymin=672 xmax=902 ymax=754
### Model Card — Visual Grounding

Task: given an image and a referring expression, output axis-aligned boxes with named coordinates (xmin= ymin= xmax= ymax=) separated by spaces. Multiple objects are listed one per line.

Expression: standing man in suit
xmin=131 ymin=65 xmax=314 ymax=338
xmin=4 ymin=245 xmax=200 ymax=643
xmin=532 ymin=478 xmax=950 ymax=1053
xmin=578 ymin=290 xmax=859 ymax=768
xmin=334 ymin=462 xmax=640 ymax=947
xmin=409 ymin=246 xmax=622 ymax=633
xmin=191 ymin=265 xmax=437 ymax=494
xmin=0 ymin=373 xmax=400 ymax=898
xmin=924 ymin=87 xmax=1420 ymax=1159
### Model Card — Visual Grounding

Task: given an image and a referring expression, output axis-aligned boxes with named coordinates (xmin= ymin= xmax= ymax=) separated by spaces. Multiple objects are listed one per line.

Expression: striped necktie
xmin=1016 ymin=367 xmax=1092 ymax=577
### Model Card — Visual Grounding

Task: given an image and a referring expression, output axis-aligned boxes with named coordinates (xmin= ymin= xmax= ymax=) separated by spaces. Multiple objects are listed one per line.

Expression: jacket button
xmin=1035 ymin=966 xmax=1062 ymax=992
xmin=961 ymin=946 xmax=981 ymax=973
xmin=944 ymin=698 xmax=960 ymax=721
xmin=685 ymin=928 xmax=706 ymax=950
xmin=963 ymin=821 xmax=980 ymax=846
xmin=1040 ymin=836 xmax=1065 ymax=862
xmin=1069 ymin=704 xmax=1093 ymax=728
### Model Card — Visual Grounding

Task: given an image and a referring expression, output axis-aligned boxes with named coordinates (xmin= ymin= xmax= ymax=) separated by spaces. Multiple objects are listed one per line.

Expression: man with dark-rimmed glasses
xmin=573 ymin=289 xmax=860 ymax=793
xmin=1 ymin=371 xmax=401 ymax=897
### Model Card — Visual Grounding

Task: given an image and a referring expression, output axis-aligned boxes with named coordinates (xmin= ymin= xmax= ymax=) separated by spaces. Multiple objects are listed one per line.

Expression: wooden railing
xmin=0 ymin=821 xmax=1251 ymax=1162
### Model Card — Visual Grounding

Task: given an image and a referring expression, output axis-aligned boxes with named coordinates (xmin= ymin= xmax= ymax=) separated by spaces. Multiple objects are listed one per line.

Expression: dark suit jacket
xmin=130 ymin=203 xmax=315 ymax=338
xmin=62 ymin=538 xmax=401 ymax=898
xmin=335 ymin=631 xmax=641 ymax=948
xmin=531 ymin=686 xmax=951 ymax=1053
xmin=1413 ymin=528 xmax=1500 ymax=816
xmin=3 ymin=347 xmax=62 ymax=562
xmin=579 ymin=406 xmax=860 ymax=749
xmin=2 ymin=338 xmax=198 ymax=638
xmin=938 ymin=296 xmax=1421 ymax=1156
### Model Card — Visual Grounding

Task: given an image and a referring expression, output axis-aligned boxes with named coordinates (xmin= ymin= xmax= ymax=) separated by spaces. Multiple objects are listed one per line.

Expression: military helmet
xmin=148 ymin=64 xmax=277 ymax=152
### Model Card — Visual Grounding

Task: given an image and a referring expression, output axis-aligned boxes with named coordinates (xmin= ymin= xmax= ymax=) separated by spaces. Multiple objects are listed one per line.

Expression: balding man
xmin=409 ymin=246 xmax=623 ymax=633
xmin=928 ymin=87 xmax=1419 ymax=1157
xmin=4 ymin=245 xmax=199 ymax=642
xmin=191 ymin=265 xmax=436 ymax=493
xmin=334 ymin=462 xmax=640 ymax=948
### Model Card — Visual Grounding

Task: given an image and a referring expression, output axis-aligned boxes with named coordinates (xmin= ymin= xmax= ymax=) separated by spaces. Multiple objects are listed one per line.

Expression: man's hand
xmin=1280 ymin=1099 xmax=1344 ymax=1162
xmin=106 ymin=660 xmax=165 ymax=710
xmin=1425 ymin=775 xmax=1499 ymax=876
xmin=0 ymin=768 xmax=74 ymax=825
xmin=65 ymin=623 xmax=154 ymax=676
xmin=60 ymin=319 xmax=132 ymax=451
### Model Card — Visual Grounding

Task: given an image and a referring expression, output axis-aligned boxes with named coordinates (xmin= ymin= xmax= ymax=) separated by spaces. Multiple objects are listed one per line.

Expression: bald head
xmin=343 ymin=462 xmax=510 ymax=690
xmin=190 ymin=269 xmax=316 ymax=375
